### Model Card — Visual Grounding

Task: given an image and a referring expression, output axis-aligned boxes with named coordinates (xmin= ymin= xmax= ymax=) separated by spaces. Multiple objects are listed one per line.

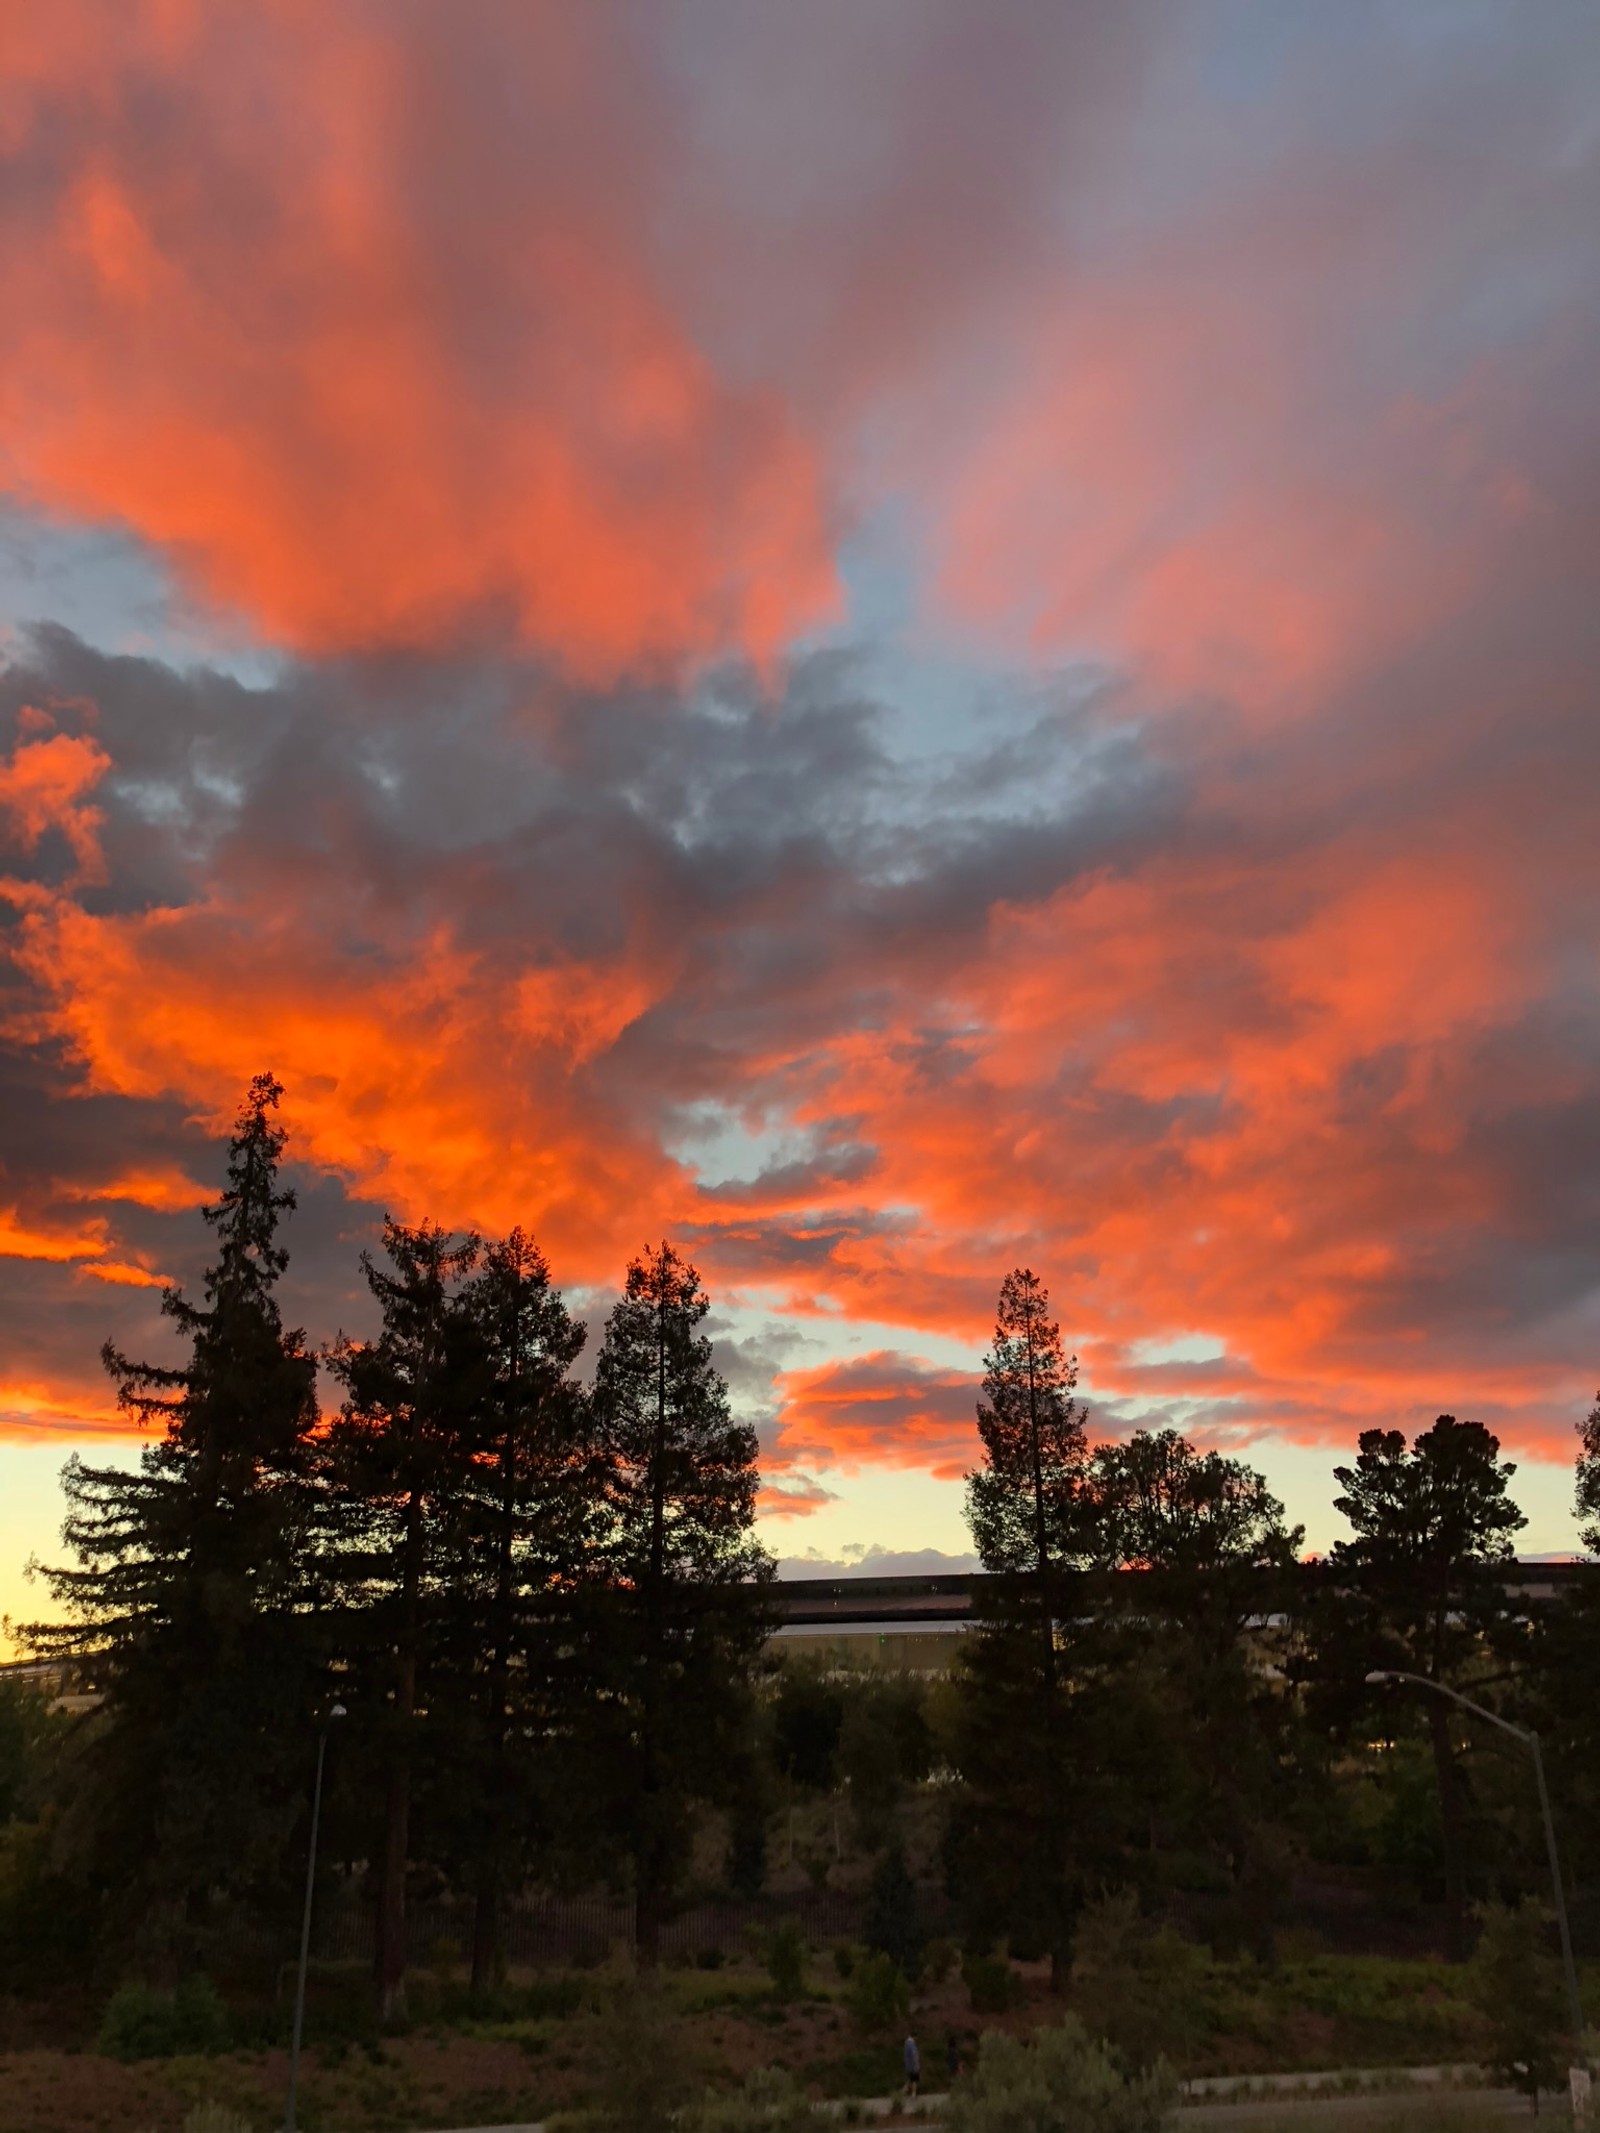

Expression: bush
xmin=1072 ymin=1888 xmax=1208 ymax=2070
xmin=0 ymin=1822 xmax=97 ymax=1990
xmin=764 ymin=1917 xmax=806 ymax=2000
xmin=183 ymin=2107 xmax=255 ymax=2133
xmin=845 ymin=1949 xmax=910 ymax=2031
xmin=963 ymin=1951 xmax=1024 ymax=2015
xmin=582 ymin=1980 xmax=692 ymax=2133
xmin=922 ymin=1936 xmax=957 ymax=1986
xmin=864 ymin=1844 xmax=924 ymax=1981
xmin=946 ymin=2015 xmax=1177 ymax=2133
xmin=1470 ymin=1898 xmax=1568 ymax=2104
xmin=681 ymin=2066 xmax=824 ymax=2132
xmin=98 ymin=1975 xmax=231 ymax=2061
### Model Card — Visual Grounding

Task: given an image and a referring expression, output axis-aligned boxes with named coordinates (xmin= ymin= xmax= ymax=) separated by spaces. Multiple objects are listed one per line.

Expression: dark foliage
xmin=11 ymin=1106 xmax=1600 ymax=2057
xmin=27 ymin=1074 xmax=323 ymax=1965
xmin=1327 ymin=1416 xmax=1526 ymax=1953
xmin=589 ymin=1241 xmax=774 ymax=1961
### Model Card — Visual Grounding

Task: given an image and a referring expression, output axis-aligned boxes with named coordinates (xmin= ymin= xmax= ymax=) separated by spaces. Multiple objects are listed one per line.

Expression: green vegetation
xmin=945 ymin=2015 xmax=1176 ymax=2133
xmin=1469 ymin=1898 xmax=1567 ymax=2106
xmin=98 ymin=1976 xmax=232 ymax=2061
xmin=844 ymin=1950 xmax=910 ymax=2031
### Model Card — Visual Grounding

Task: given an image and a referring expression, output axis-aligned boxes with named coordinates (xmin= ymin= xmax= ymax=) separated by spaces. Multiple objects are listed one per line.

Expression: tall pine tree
xmin=590 ymin=1241 xmax=771 ymax=1964
xmin=954 ymin=1269 xmax=1092 ymax=1988
xmin=325 ymin=1218 xmax=480 ymax=2018
xmin=452 ymin=1226 xmax=595 ymax=1992
xmin=31 ymin=1073 xmax=321 ymax=1964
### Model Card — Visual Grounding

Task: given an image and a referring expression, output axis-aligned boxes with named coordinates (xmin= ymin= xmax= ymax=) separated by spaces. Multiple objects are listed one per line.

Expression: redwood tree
xmin=32 ymin=1073 xmax=322 ymax=1960
xmin=453 ymin=1226 xmax=594 ymax=1992
xmin=956 ymin=1268 xmax=1092 ymax=1988
xmin=590 ymin=1241 xmax=770 ymax=1963
xmin=326 ymin=1218 xmax=480 ymax=2019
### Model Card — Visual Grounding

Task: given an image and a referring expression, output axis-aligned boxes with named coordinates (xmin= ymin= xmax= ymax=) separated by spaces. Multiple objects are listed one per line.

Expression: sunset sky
xmin=3 ymin=2 xmax=1599 ymax=1640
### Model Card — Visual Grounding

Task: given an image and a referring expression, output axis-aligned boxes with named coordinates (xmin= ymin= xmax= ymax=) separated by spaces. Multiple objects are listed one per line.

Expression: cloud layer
xmin=2 ymin=2 xmax=1598 ymax=1535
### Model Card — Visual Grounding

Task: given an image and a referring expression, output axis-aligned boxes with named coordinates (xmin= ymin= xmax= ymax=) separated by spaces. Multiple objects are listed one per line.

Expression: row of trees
xmin=12 ymin=1076 xmax=1600 ymax=2017
xmin=32 ymin=1076 xmax=767 ymax=2008
xmin=955 ymin=1269 xmax=1600 ymax=1981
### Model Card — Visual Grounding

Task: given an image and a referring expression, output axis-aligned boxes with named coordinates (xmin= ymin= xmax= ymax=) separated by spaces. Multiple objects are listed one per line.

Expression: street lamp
xmin=285 ymin=1702 xmax=347 ymax=2133
xmin=1365 ymin=1670 xmax=1586 ymax=2072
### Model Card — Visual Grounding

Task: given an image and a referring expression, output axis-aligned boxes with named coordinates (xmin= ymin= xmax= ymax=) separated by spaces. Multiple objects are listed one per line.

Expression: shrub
xmin=864 ymin=1845 xmax=924 ymax=1981
xmin=845 ymin=1949 xmax=910 ymax=2032
xmin=1470 ymin=1899 xmax=1567 ymax=2105
xmin=1072 ymin=1888 xmax=1208 ymax=2069
xmin=0 ymin=1822 xmax=97 ymax=1990
xmin=922 ymin=1936 xmax=957 ymax=1986
xmin=522 ymin=1972 xmax=587 ymax=2019
xmin=183 ymin=2106 xmax=255 ymax=2133
xmin=946 ymin=2015 xmax=1177 ymax=2133
xmin=963 ymin=1952 xmax=1024 ymax=2015
xmin=681 ymin=2066 xmax=824 ymax=2132
xmin=765 ymin=1917 xmax=807 ymax=2000
xmin=98 ymin=1975 xmax=231 ymax=2061
xmin=696 ymin=1945 xmax=727 ymax=1971
xmin=582 ymin=1980 xmax=692 ymax=2133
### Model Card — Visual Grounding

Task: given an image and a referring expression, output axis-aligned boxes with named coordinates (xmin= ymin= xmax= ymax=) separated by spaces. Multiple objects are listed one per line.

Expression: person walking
xmin=904 ymin=2031 xmax=921 ymax=2099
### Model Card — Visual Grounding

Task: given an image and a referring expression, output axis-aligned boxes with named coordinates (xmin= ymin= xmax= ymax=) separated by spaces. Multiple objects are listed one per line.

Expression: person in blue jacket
xmin=904 ymin=2031 xmax=921 ymax=2099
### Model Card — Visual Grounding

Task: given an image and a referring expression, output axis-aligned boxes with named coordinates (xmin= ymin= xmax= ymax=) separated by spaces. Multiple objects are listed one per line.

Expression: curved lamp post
xmin=285 ymin=1702 xmax=346 ymax=2133
xmin=1365 ymin=1670 xmax=1585 ymax=2069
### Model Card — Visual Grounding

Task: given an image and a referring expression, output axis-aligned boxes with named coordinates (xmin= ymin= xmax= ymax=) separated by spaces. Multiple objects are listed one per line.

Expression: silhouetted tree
xmin=590 ymin=1241 xmax=771 ymax=1963
xmin=30 ymin=1074 xmax=322 ymax=1962
xmin=772 ymin=1659 xmax=845 ymax=1796
xmin=837 ymin=1672 xmax=932 ymax=1849
xmin=1090 ymin=1430 xmax=1305 ymax=1956
xmin=453 ymin=1226 xmax=594 ymax=1992
xmin=956 ymin=1269 xmax=1094 ymax=1988
xmin=1577 ymin=1391 xmax=1600 ymax=1558
xmin=325 ymin=1218 xmax=480 ymax=2018
xmin=1330 ymin=1415 xmax=1525 ymax=1955
xmin=965 ymin=1267 xmax=1087 ymax=1672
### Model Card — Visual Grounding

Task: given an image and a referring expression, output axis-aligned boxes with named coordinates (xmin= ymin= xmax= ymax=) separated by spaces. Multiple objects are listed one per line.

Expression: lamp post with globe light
xmin=1365 ymin=1669 xmax=1586 ymax=2097
xmin=285 ymin=1702 xmax=346 ymax=2133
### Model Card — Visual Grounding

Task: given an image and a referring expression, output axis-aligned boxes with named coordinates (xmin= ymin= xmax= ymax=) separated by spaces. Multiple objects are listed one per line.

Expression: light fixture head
xmin=330 ymin=1702 xmax=348 ymax=1720
xmin=1364 ymin=1670 xmax=1392 ymax=1685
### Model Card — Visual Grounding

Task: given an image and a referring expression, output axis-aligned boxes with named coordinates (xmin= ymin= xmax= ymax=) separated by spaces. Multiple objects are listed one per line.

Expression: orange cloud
xmin=77 ymin=1260 xmax=167 ymax=1289
xmin=0 ymin=1376 xmax=125 ymax=1441
xmin=0 ymin=4 xmax=838 ymax=674
xmin=0 ymin=728 xmax=109 ymax=879
xmin=771 ymin=1353 xmax=980 ymax=1482
xmin=2 ymin=5 xmax=1596 ymax=1514
xmin=0 ymin=1208 xmax=108 ymax=1264
xmin=5 ymin=874 xmax=682 ymax=1284
xmin=756 ymin=1475 xmax=841 ymax=1519
xmin=58 ymin=1167 xmax=205 ymax=1215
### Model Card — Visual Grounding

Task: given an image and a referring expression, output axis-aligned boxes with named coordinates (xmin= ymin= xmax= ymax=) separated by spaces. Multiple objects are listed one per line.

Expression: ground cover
xmin=0 ymin=1946 xmax=1591 ymax=2133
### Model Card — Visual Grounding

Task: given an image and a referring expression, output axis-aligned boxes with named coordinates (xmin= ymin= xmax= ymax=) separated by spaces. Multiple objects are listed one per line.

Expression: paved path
xmin=418 ymin=2072 xmax=1552 ymax=2133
